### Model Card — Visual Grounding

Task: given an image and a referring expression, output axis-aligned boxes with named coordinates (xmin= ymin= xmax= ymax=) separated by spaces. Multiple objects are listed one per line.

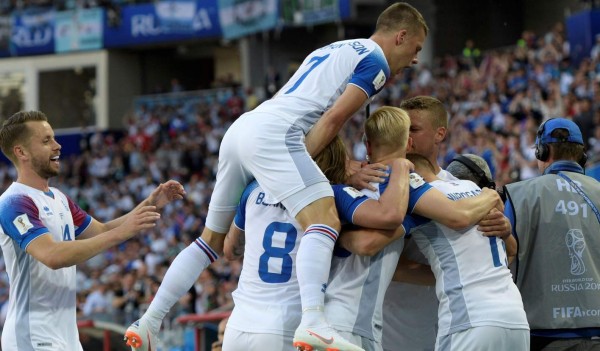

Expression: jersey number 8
xmin=259 ymin=222 xmax=297 ymax=283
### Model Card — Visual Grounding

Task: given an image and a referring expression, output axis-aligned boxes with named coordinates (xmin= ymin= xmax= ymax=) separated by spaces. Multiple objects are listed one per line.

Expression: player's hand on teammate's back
xmin=480 ymin=187 xmax=504 ymax=211
xmin=390 ymin=158 xmax=414 ymax=174
xmin=119 ymin=206 xmax=160 ymax=239
xmin=346 ymin=161 xmax=389 ymax=191
xmin=478 ymin=208 xmax=511 ymax=239
xmin=147 ymin=180 xmax=186 ymax=209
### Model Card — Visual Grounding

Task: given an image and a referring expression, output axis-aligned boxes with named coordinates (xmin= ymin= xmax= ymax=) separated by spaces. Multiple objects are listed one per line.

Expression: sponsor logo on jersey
xmin=409 ymin=173 xmax=425 ymax=189
xmin=13 ymin=214 xmax=34 ymax=235
xmin=43 ymin=205 xmax=53 ymax=216
xmin=372 ymin=69 xmax=386 ymax=91
xmin=342 ymin=186 xmax=364 ymax=199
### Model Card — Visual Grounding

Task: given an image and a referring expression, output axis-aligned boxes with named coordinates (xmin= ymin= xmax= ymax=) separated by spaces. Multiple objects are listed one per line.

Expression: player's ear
xmin=13 ymin=145 xmax=28 ymax=161
xmin=365 ymin=140 xmax=373 ymax=162
xmin=434 ymin=126 xmax=447 ymax=144
xmin=396 ymin=30 xmax=407 ymax=45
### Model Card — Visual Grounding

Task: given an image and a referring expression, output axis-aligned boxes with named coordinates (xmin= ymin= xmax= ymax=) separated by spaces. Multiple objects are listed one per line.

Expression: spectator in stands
xmin=82 ymin=280 xmax=111 ymax=321
xmin=264 ymin=65 xmax=281 ymax=98
xmin=170 ymin=78 xmax=183 ymax=93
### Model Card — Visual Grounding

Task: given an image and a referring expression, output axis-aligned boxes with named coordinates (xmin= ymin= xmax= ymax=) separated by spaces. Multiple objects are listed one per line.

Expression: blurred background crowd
xmin=0 ymin=6 xmax=599 ymax=350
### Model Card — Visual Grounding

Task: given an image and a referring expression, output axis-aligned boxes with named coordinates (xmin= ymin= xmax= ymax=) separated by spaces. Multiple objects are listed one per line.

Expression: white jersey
xmin=250 ymin=38 xmax=389 ymax=134
xmin=382 ymin=169 xmax=456 ymax=351
xmin=325 ymin=173 xmax=432 ymax=344
xmin=206 ymin=38 xmax=390 ymax=232
xmin=0 ymin=182 xmax=91 ymax=351
xmin=410 ymin=179 xmax=529 ymax=337
xmin=227 ymin=181 xmax=303 ymax=336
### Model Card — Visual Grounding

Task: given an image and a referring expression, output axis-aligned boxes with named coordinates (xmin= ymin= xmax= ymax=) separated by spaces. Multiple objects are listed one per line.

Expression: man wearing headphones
xmin=503 ymin=118 xmax=600 ymax=351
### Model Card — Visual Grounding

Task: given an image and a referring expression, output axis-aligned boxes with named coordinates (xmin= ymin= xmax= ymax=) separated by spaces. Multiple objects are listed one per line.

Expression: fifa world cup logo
xmin=565 ymin=229 xmax=586 ymax=275
xmin=17 ymin=217 xmax=25 ymax=230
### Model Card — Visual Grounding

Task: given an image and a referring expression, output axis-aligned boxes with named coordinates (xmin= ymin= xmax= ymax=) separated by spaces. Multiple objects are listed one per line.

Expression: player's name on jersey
xmin=319 ymin=40 xmax=370 ymax=55
xmin=255 ymin=192 xmax=287 ymax=211
xmin=446 ymin=189 xmax=481 ymax=201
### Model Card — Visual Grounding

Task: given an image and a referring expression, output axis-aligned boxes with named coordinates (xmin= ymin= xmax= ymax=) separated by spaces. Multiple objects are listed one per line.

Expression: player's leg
xmin=282 ymin=191 xmax=363 ymax=351
xmin=242 ymin=123 xmax=362 ymax=350
xmin=125 ymin=119 xmax=252 ymax=351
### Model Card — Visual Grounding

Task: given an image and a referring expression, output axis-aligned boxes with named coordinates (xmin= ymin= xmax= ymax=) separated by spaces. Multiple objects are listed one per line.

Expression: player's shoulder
xmin=409 ymin=172 xmax=426 ymax=189
xmin=0 ymin=186 xmax=36 ymax=208
xmin=316 ymin=38 xmax=379 ymax=56
xmin=332 ymin=184 xmax=368 ymax=199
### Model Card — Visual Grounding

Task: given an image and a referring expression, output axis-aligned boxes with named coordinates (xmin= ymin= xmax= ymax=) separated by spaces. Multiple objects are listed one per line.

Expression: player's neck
xmin=369 ymin=33 xmax=392 ymax=60
xmin=429 ymin=153 xmax=442 ymax=175
xmin=371 ymin=149 xmax=405 ymax=165
xmin=16 ymin=169 xmax=51 ymax=192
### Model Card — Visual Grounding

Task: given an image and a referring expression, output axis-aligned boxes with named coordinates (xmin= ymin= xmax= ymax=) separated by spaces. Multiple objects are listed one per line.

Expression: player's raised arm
xmin=305 ymin=85 xmax=369 ymax=157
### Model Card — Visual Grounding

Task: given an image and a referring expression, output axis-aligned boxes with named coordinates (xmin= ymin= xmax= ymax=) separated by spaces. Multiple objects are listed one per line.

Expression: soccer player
xmin=381 ymin=96 xmax=510 ymax=351
xmin=0 ymin=111 xmax=184 ymax=351
xmin=323 ymin=107 xmax=503 ymax=351
xmin=126 ymin=3 xmax=429 ymax=351
xmin=407 ymin=154 xmax=529 ymax=350
xmin=222 ymin=134 xmax=413 ymax=351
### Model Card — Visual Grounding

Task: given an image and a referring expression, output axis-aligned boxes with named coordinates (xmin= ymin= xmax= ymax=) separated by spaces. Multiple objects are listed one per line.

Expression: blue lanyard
xmin=557 ymin=172 xmax=600 ymax=224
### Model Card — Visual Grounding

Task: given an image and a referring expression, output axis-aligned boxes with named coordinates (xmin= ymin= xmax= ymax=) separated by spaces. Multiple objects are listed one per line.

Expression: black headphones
xmin=451 ymin=155 xmax=496 ymax=189
xmin=534 ymin=118 xmax=587 ymax=167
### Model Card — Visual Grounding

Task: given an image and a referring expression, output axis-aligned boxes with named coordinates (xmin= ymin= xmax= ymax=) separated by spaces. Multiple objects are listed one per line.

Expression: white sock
xmin=295 ymin=224 xmax=338 ymax=326
xmin=142 ymin=238 xmax=218 ymax=333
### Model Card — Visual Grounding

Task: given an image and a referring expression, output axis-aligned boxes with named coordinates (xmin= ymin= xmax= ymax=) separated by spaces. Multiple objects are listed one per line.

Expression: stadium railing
xmin=176 ymin=311 xmax=231 ymax=351
xmin=77 ymin=319 xmax=129 ymax=351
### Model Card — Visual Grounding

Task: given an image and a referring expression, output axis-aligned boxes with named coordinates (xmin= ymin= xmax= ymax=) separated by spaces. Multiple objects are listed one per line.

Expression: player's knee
xmin=297 ymin=200 xmax=340 ymax=231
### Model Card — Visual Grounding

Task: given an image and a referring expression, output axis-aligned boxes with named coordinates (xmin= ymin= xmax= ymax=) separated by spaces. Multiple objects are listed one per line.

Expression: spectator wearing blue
xmin=503 ymin=118 xmax=600 ymax=351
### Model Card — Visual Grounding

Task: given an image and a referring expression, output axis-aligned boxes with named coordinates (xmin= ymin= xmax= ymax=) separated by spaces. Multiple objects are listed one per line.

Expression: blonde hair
xmin=375 ymin=2 xmax=429 ymax=36
xmin=364 ymin=106 xmax=411 ymax=156
xmin=399 ymin=96 xmax=448 ymax=129
xmin=314 ymin=135 xmax=348 ymax=184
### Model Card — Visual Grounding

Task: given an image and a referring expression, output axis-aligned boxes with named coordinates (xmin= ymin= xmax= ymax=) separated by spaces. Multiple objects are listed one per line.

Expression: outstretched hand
xmin=148 ymin=180 xmax=186 ymax=209
xmin=120 ymin=205 xmax=161 ymax=240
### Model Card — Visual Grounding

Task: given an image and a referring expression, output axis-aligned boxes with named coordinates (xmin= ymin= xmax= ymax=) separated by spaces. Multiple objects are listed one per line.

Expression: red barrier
xmin=176 ymin=311 xmax=232 ymax=351
xmin=77 ymin=319 xmax=128 ymax=351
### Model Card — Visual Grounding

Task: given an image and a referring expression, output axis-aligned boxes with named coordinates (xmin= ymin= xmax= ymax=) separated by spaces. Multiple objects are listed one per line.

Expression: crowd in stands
xmin=0 ymin=19 xmax=598 ymax=349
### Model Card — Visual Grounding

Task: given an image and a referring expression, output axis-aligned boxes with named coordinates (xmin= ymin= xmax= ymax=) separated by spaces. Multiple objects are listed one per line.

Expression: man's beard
xmin=32 ymin=157 xmax=59 ymax=179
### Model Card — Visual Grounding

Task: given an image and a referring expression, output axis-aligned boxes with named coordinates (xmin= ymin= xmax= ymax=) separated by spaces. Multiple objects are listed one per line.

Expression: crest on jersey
xmin=343 ymin=186 xmax=365 ymax=199
xmin=409 ymin=173 xmax=425 ymax=189
xmin=13 ymin=214 xmax=34 ymax=235
xmin=372 ymin=70 xmax=386 ymax=91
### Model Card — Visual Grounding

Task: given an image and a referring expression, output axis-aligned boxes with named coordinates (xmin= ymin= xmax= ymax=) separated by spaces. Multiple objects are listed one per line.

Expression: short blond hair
xmin=375 ymin=2 xmax=429 ymax=36
xmin=399 ymin=96 xmax=448 ymax=129
xmin=364 ymin=106 xmax=411 ymax=155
